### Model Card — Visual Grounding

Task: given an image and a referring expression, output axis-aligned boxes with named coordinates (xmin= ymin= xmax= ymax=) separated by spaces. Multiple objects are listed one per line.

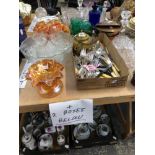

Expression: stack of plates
xmin=129 ymin=17 xmax=135 ymax=30
xmin=125 ymin=17 xmax=135 ymax=38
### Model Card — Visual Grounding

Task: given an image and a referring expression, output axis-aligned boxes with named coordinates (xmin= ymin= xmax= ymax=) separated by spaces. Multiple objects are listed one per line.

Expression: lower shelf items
xmin=69 ymin=105 xmax=117 ymax=149
xmin=19 ymin=105 xmax=118 ymax=154
xmin=20 ymin=111 xmax=69 ymax=155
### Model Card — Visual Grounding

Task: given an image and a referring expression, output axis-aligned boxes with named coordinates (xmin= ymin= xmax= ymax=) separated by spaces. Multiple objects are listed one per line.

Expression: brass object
xmin=111 ymin=72 xmax=117 ymax=77
xmin=124 ymin=0 xmax=135 ymax=16
xmin=100 ymin=74 xmax=112 ymax=78
xmin=125 ymin=17 xmax=135 ymax=38
xmin=74 ymin=32 xmax=89 ymax=41
xmin=104 ymin=47 xmax=120 ymax=75
xmin=73 ymin=32 xmax=92 ymax=55
xmin=110 ymin=7 xmax=121 ymax=21
xmin=110 ymin=0 xmax=135 ymax=21
xmin=96 ymin=23 xmax=121 ymax=37
xmin=128 ymin=17 xmax=135 ymax=30
xmin=112 ymin=62 xmax=120 ymax=73
xmin=112 ymin=66 xmax=120 ymax=77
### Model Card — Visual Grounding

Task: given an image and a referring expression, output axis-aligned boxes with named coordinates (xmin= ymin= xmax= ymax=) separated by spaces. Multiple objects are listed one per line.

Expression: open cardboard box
xmin=69 ymin=105 xmax=117 ymax=149
xmin=73 ymin=33 xmax=129 ymax=90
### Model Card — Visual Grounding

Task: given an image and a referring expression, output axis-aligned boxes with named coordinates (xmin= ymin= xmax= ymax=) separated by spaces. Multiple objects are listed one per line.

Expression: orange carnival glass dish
xmin=33 ymin=20 xmax=70 ymax=36
xmin=26 ymin=59 xmax=64 ymax=98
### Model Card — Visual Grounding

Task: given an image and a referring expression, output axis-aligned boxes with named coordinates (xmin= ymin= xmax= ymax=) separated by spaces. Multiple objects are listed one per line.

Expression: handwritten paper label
xmin=49 ymin=99 xmax=93 ymax=126
xmin=19 ymin=61 xmax=31 ymax=88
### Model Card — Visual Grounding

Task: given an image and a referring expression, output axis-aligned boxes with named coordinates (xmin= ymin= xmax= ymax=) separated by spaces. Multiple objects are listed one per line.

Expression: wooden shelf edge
xmin=19 ymin=95 xmax=135 ymax=113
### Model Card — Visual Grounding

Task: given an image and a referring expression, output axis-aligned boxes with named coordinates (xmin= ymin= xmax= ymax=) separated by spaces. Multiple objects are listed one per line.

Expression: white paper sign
xmin=49 ymin=99 xmax=93 ymax=126
xmin=19 ymin=61 xmax=31 ymax=88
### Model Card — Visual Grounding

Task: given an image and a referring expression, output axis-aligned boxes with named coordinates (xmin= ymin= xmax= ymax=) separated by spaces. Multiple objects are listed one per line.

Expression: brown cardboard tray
xmin=72 ymin=33 xmax=129 ymax=90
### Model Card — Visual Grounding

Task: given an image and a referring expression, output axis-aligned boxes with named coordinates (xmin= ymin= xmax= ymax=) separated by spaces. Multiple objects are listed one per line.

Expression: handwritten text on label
xmin=49 ymin=99 xmax=93 ymax=126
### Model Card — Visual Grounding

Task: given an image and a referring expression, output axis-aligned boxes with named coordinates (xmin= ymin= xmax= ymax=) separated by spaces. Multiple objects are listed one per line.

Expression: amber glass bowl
xmin=26 ymin=59 xmax=64 ymax=98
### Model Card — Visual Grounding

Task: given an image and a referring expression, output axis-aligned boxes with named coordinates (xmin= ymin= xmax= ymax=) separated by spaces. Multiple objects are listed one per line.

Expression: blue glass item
xmin=89 ymin=2 xmax=101 ymax=26
xmin=19 ymin=15 xmax=27 ymax=45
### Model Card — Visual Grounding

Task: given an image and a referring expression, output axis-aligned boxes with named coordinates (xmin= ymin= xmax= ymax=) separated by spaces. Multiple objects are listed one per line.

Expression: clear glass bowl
xmin=35 ymin=7 xmax=47 ymax=18
xmin=20 ymin=32 xmax=73 ymax=63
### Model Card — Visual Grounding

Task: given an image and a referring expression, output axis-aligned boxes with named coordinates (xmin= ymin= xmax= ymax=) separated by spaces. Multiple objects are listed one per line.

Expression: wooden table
xmin=19 ymin=52 xmax=134 ymax=113
xmin=20 ymin=13 xmax=135 ymax=138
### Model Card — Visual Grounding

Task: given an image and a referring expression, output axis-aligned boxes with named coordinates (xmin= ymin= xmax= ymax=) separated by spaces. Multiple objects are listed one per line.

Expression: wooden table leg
xmin=115 ymin=102 xmax=135 ymax=139
xmin=122 ymin=102 xmax=134 ymax=139
xmin=19 ymin=113 xmax=26 ymax=146
xmin=115 ymin=103 xmax=127 ymax=127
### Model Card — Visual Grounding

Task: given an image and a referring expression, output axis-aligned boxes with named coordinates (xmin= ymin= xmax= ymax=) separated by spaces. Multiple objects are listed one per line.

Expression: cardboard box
xmin=69 ymin=106 xmax=117 ymax=149
xmin=73 ymin=33 xmax=129 ymax=90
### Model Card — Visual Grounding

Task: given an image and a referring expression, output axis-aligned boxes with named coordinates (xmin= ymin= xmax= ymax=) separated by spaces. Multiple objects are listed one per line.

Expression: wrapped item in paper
xmin=19 ymin=2 xmax=32 ymax=26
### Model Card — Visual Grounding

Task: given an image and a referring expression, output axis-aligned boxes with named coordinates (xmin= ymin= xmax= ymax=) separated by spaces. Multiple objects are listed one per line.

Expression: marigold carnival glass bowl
xmin=26 ymin=59 xmax=64 ymax=98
